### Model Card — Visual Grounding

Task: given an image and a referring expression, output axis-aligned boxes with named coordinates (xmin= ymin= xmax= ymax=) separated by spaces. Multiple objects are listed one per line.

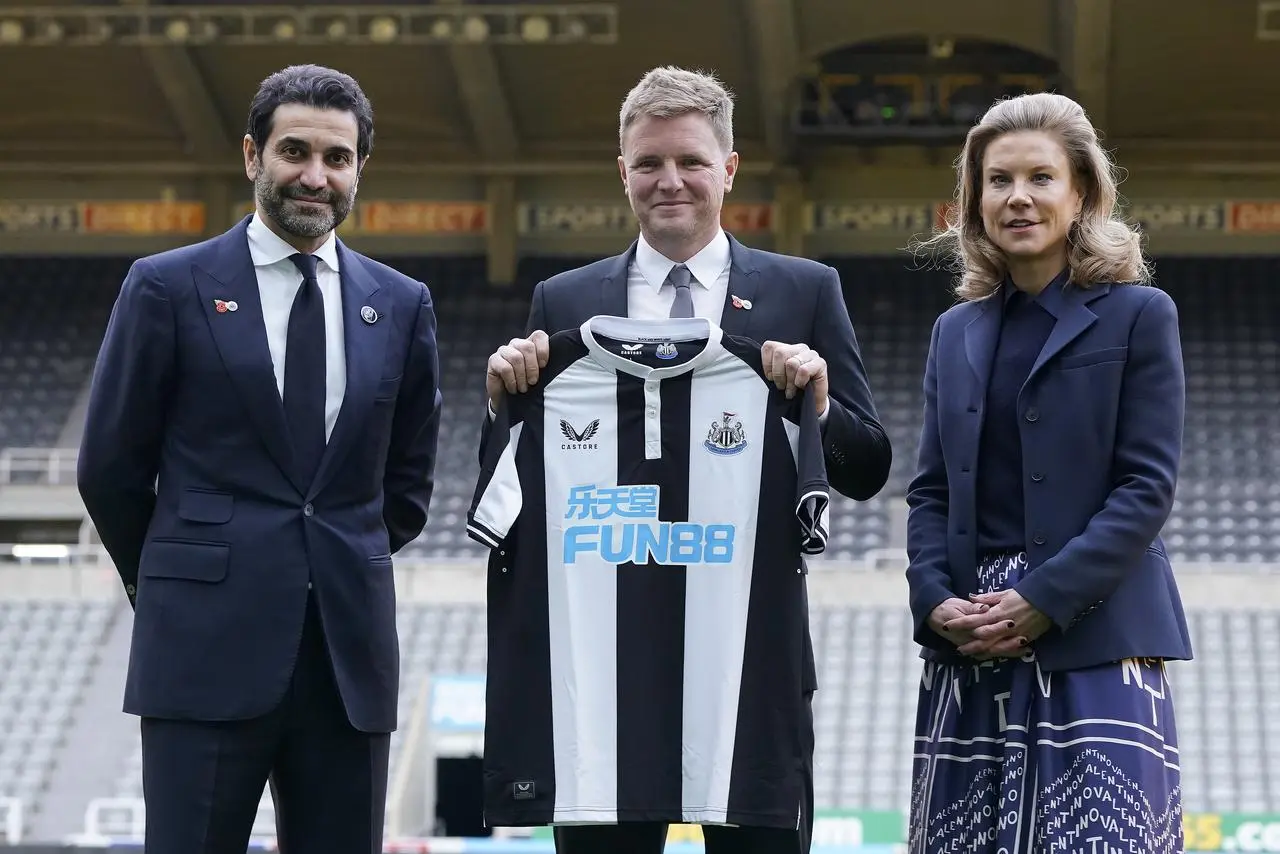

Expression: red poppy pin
xmin=213 ymin=299 xmax=238 ymax=313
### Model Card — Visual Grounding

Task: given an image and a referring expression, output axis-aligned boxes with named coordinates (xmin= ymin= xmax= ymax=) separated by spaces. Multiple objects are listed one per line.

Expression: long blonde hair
xmin=916 ymin=92 xmax=1150 ymax=301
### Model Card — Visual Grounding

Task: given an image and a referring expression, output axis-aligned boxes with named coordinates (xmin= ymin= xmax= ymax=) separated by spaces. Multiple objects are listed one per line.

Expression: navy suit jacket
xmin=480 ymin=235 xmax=893 ymax=692
xmin=77 ymin=216 xmax=442 ymax=732
xmin=906 ymin=279 xmax=1193 ymax=671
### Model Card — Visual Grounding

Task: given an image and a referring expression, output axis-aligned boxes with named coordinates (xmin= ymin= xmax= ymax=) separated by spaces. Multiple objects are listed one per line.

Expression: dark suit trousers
xmin=553 ymin=692 xmax=815 ymax=854
xmin=139 ymin=595 xmax=390 ymax=854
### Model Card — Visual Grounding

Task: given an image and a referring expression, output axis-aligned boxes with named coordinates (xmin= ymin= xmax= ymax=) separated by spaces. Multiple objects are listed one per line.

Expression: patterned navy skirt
xmin=909 ymin=552 xmax=1183 ymax=853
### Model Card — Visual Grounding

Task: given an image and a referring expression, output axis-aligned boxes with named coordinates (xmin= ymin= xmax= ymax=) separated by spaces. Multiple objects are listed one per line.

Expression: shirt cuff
xmin=487 ymin=399 xmax=498 ymax=422
xmin=817 ymin=398 xmax=829 ymax=428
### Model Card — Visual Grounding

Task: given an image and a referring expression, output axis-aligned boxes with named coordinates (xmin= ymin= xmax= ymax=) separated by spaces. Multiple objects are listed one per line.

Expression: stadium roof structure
xmin=0 ymin=0 xmax=1277 ymax=178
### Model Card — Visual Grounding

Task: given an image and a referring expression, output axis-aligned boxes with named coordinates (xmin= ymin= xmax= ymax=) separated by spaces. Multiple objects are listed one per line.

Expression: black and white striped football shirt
xmin=467 ymin=315 xmax=829 ymax=829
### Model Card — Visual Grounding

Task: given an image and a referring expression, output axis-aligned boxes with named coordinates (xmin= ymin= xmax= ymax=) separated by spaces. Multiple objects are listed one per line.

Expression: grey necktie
xmin=667 ymin=263 xmax=694 ymax=318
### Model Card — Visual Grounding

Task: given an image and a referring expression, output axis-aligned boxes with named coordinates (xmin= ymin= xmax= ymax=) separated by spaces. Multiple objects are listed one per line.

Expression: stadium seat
xmin=0 ymin=601 xmax=115 ymax=814
xmin=7 ymin=254 xmax=1280 ymax=827
xmin=6 ymin=254 xmax=1277 ymax=563
xmin=0 ymin=258 xmax=131 ymax=456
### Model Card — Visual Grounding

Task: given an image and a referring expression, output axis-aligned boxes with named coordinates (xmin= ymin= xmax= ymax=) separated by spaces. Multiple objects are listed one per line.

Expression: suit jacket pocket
xmin=141 ymin=539 xmax=230 ymax=582
xmin=375 ymin=374 xmax=402 ymax=402
xmin=1056 ymin=346 xmax=1128 ymax=370
xmin=177 ymin=489 xmax=234 ymax=524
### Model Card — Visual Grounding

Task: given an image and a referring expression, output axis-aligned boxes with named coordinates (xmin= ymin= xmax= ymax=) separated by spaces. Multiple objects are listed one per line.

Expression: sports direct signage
xmin=0 ymin=200 xmax=204 ymax=234
xmin=806 ymin=202 xmax=935 ymax=233
xmin=1126 ymin=202 xmax=1226 ymax=232
xmin=516 ymin=202 xmax=775 ymax=234
xmin=807 ymin=199 xmax=1280 ymax=236
xmin=229 ymin=201 xmax=488 ymax=234
xmin=1227 ymin=201 xmax=1280 ymax=233
xmin=3 ymin=197 xmax=1279 ymax=242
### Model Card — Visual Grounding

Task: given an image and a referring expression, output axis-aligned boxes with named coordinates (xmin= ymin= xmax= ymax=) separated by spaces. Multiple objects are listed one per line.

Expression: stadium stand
xmin=0 ymin=258 xmax=128 ymax=461
xmin=83 ymin=603 xmax=1280 ymax=826
xmin=0 ymin=0 xmax=1276 ymax=848
xmin=389 ymin=254 xmax=1280 ymax=566
xmin=1 ymin=254 xmax=1278 ymax=839
xmin=105 ymin=604 xmax=489 ymax=820
xmin=1171 ymin=610 xmax=1280 ymax=814
xmin=3 ymin=254 xmax=1276 ymax=564
xmin=0 ymin=600 xmax=114 ymax=824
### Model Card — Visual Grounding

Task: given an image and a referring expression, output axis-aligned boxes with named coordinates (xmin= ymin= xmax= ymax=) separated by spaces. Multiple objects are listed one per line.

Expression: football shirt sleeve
xmin=791 ymin=385 xmax=831 ymax=555
xmin=466 ymin=394 xmax=526 ymax=549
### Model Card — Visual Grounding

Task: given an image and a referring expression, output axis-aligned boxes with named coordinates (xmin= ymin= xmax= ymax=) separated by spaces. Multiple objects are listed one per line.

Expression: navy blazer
xmin=905 ymin=279 xmax=1193 ymax=671
xmin=77 ymin=216 xmax=443 ymax=732
xmin=479 ymin=235 xmax=893 ymax=693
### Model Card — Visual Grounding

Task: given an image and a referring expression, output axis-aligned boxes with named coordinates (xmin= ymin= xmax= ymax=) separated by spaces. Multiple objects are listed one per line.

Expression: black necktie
xmin=285 ymin=253 xmax=327 ymax=484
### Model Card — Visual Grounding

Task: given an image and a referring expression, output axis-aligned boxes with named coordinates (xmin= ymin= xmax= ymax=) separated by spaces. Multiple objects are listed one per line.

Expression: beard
xmin=254 ymin=167 xmax=357 ymax=239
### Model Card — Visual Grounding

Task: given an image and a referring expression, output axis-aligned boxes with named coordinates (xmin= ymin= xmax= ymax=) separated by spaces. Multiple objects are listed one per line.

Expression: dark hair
xmin=246 ymin=64 xmax=374 ymax=161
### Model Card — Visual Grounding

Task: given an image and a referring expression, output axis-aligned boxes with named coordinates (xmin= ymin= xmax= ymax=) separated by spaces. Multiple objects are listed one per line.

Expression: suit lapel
xmin=718 ymin=235 xmax=759 ymax=339
xmin=193 ymin=220 xmax=304 ymax=494
xmin=1025 ymin=281 xmax=1109 ymax=382
xmin=597 ymin=241 xmax=635 ymax=320
xmin=962 ymin=297 xmax=1002 ymax=411
xmin=307 ymin=244 xmax=391 ymax=499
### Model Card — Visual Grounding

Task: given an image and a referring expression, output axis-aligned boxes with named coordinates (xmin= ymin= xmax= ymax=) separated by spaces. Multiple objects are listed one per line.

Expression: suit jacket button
xmin=303 ymin=503 xmax=314 ymax=517
xmin=1031 ymin=472 xmax=1044 ymax=482
xmin=1033 ymin=533 xmax=1046 ymax=545
xmin=1025 ymin=407 xmax=1039 ymax=422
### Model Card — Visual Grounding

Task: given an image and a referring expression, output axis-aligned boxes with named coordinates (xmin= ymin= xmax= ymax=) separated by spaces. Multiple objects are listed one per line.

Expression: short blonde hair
xmin=918 ymin=91 xmax=1150 ymax=301
xmin=618 ymin=66 xmax=734 ymax=154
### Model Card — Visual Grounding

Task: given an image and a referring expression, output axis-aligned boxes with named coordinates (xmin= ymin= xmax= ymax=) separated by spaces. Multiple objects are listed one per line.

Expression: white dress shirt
xmin=629 ymin=229 xmax=731 ymax=323
xmin=247 ymin=212 xmax=346 ymax=440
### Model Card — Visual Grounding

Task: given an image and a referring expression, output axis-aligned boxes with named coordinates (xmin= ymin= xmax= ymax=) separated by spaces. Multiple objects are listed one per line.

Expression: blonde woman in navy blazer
xmin=905 ymin=92 xmax=1192 ymax=853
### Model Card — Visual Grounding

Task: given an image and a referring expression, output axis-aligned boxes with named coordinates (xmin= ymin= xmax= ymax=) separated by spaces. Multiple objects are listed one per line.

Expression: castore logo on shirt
xmin=559 ymin=419 xmax=599 ymax=450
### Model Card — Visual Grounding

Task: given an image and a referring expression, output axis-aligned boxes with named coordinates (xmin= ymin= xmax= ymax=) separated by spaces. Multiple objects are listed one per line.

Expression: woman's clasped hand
xmin=929 ymin=591 xmax=1053 ymax=659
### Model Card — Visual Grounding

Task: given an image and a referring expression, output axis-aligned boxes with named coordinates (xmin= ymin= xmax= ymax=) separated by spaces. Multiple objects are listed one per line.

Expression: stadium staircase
xmin=29 ymin=601 xmax=135 ymax=842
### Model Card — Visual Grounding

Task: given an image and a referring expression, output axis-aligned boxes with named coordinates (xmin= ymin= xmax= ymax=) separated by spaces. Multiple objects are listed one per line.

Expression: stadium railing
xmin=0 ymin=544 xmax=118 ymax=599
xmin=860 ymin=548 xmax=907 ymax=572
xmin=0 ymin=448 xmax=77 ymax=486
xmin=76 ymin=794 xmax=275 ymax=845
xmin=0 ymin=796 xmax=23 ymax=843
xmin=77 ymin=798 xmax=142 ymax=840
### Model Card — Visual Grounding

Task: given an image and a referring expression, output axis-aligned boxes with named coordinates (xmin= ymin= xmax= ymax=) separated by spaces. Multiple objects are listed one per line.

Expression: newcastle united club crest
xmin=704 ymin=411 xmax=747 ymax=456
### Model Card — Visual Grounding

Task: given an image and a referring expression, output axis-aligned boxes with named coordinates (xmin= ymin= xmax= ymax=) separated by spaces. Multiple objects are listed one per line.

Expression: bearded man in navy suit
xmin=78 ymin=64 xmax=442 ymax=854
